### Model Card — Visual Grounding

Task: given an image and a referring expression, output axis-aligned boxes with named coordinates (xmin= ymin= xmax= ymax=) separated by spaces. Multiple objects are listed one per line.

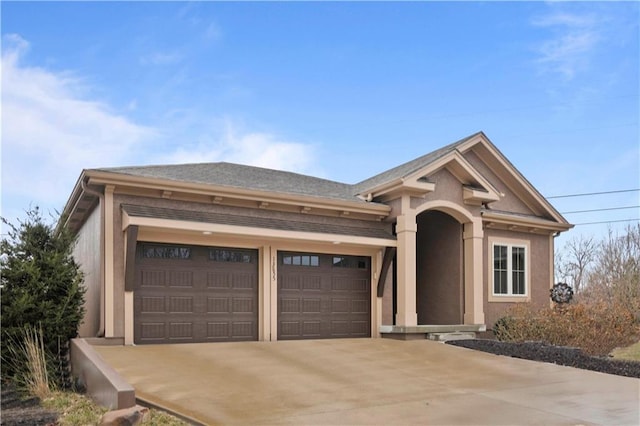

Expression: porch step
xmin=426 ymin=332 xmax=476 ymax=342
xmin=380 ymin=324 xmax=485 ymax=341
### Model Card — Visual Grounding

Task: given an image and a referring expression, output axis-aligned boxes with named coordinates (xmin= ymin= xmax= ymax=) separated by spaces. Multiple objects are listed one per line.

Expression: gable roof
xmin=64 ymin=131 xmax=570 ymax=232
xmin=353 ymin=132 xmax=481 ymax=195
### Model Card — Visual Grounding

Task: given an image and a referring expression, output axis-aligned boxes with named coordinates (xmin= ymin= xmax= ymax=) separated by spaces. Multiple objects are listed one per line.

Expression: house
xmin=62 ymin=131 xmax=572 ymax=344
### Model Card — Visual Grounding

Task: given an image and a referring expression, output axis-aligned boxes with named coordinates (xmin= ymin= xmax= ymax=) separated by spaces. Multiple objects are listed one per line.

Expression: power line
xmin=561 ymin=205 xmax=640 ymax=214
xmin=547 ymin=189 xmax=640 ymax=199
xmin=573 ymin=218 xmax=639 ymax=226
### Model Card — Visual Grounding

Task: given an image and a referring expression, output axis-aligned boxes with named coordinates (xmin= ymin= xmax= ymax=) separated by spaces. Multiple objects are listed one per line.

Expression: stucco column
xmin=463 ymin=220 xmax=485 ymax=325
xmin=395 ymin=210 xmax=418 ymax=326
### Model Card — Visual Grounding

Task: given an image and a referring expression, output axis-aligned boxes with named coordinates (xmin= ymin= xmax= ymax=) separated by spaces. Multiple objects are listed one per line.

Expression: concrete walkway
xmin=94 ymin=338 xmax=639 ymax=425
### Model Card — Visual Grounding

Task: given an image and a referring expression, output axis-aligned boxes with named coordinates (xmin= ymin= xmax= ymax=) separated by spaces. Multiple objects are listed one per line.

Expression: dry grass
xmin=42 ymin=391 xmax=189 ymax=425
xmin=493 ymin=301 xmax=640 ymax=356
xmin=611 ymin=341 xmax=640 ymax=361
xmin=4 ymin=325 xmax=53 ymax=399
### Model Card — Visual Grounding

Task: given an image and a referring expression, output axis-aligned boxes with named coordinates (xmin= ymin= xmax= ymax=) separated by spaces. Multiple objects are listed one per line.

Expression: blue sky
xmin=1 ymin=1 xmax=638 ymax=249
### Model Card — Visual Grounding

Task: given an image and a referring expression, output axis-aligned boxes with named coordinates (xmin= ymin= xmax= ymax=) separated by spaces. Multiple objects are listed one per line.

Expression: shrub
xmin=493 ymin=301 xmax=639 ymax=356
xmin=1 ymin=207 xmax=85 ymax=388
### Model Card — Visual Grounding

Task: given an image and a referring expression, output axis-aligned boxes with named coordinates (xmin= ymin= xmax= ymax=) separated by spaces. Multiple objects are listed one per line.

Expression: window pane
xmin=512 ymin=247 xmax=526 ymax=294
xmin=494 ymin=245 xmax=507 ymax=270
xmin=513 ymin=271 xmax=526 ymax=294
xmin=494 ymin=270 xmax=507 ymax=294
xmin=143 ymin=245 xmax=191 ymax=259
xmin=333 ymin=256 xmax=347 ymax=267
xmin=210 ymin=249 xmax=253 ymax=263
xmin=283 ymin=253 xmax=320 ymax=267
xmin=493 ymin=245 xmax=507 ymax=294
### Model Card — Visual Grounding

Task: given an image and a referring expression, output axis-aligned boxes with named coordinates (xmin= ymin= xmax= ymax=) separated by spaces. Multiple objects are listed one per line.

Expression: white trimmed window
xmin=492 ymin=243 xmax=527 ymax=296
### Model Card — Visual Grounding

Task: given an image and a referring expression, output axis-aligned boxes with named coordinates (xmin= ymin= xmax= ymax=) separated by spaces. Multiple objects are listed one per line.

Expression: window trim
xmin=488 ymin=237 xmax=531 ymax=302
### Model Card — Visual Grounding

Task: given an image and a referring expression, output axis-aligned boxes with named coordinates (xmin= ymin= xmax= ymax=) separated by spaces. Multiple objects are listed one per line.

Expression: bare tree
xmin=555 ymin=234 xmax=597 ymax=293
xmin=585 ymin=224 xmax=640 ymax=311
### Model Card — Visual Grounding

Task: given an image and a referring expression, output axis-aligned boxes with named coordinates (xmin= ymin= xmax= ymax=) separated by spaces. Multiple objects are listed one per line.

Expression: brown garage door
xmin=134 ymin=243 xmax=258 ymax=344
xmin=278 ymin=252 xmax=371 ymax=340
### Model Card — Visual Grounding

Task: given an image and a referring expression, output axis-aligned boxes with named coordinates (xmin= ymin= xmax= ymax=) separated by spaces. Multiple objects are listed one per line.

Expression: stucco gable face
xmin=463 ymin=150 xmax=538 ymax=217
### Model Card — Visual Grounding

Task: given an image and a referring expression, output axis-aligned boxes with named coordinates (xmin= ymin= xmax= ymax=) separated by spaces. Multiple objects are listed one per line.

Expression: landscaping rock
xmin=0 ymin=385 xmax=58 ymax=426
xmin=99 ymin=405 xmax=150 ymax=426
xmin=447 ymin=339 xmax=640 ymax=378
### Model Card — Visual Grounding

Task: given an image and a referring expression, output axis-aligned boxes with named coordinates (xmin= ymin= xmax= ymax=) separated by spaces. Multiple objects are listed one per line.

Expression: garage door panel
xmin=232 ymin=273 xmax=256 ymax=290
xmin=232 ymin=297 xmax=254 ymax=313
xmin=279 ymin=321 xmax=300 ymax=338
xmin=302 ymin=321 xmax=321 ymax=337
xmin=135 ymin=243 xmax=258 ymax=344
xmin=351 ymin=299 xmax=369 ymax=314
xmin=232 ymin=322 xmax=256 ymax=339
xmin=167 ymin=271 xmax=193 ymax=287
xmin=207 ymin=322 xmax=229 ymax=340
xmin=302 ymin=276 xmax=322 ymax=290
xmin=302 ymin=298 xmax=321 ymax=313
xmin=207 ymin=297 xmax=230 ymax=313
xmin=281 ymin=275 xmax=301 ymax=290
xmin=169 ymin=297 xmax=194 ymax=313
xmin=280 ymin=298 xmax=301 ymax=313
xmin=140 ymin=270 xmax=165 ymax=287
xmin=140 ymin=296 xmax=166 ymax=313
xmin=278 ymin=252 xmax=371 ymax=340
xmin=169 ymin=322 xmax=194 ymax=340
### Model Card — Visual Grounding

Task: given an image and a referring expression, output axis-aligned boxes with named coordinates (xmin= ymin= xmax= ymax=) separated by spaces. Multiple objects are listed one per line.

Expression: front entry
xmin=416 ymin=210 xmax=463 ymax=324
xmin=277 ymin=252 xmax=371 ymax=340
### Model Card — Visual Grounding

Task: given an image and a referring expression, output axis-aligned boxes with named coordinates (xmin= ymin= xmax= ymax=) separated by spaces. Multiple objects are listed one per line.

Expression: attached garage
xmin=278 ymin=252 xmax=371 ymax=340
xmin=134 ymin=243 xmax=258 ymax=344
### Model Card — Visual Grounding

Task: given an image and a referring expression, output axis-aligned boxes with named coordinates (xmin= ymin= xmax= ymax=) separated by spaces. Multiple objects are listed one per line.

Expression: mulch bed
xmin=1 ymin=385 xmax=58 ymax=426
xmin=447 ymin=339 xmax=640 ymax=378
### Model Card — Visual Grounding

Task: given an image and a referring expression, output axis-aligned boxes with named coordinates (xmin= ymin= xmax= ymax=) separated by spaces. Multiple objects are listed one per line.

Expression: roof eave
xmin=85 ymin=170 xmax=392 ymax=216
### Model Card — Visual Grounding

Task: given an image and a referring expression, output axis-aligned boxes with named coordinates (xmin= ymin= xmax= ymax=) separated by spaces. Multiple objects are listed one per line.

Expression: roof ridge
xmin=352 ymin=131 xmax=484 ymax=195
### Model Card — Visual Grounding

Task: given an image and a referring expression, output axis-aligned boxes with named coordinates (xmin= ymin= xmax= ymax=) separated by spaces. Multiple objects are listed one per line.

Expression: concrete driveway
xmin=94 ymin=338 xmax=639 ymax=425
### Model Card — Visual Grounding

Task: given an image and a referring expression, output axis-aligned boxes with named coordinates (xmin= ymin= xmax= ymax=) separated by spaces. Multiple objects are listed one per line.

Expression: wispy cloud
xmin=532 ymin=9 xmax=601 ymax=80
xmin=1 ymin=34 xmax=318 ymax=220
xmin=140 ymin=51 xmax=183 ymax=65
xmin=156 ymin=119 xmax=317 ymax=174
xmin=1 ymin=34 xmax=156 ymax=209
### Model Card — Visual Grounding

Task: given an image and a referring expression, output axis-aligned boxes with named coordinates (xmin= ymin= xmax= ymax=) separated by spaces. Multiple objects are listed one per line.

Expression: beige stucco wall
xmin=463 ymin=150 xmax=535 ymax=216
xmin=74 ymin=204 xmax=102 ymax=337
xmin=483 ymin=228 xmax=552 ymax=328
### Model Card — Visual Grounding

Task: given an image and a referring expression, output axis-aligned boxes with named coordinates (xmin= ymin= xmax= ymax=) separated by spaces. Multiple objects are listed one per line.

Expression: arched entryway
xmin=416 ymin=210 xmax=463 ymax=325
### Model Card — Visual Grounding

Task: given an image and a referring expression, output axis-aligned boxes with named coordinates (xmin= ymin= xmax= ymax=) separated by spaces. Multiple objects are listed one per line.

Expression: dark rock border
xmin=1 ymin=385 xmax=58 ymax=426
xmin=446 ymin=339 xmax=640 ymax=378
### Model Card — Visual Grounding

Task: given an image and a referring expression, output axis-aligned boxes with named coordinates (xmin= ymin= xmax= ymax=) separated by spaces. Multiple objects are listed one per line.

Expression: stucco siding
xmin=74 ymin=205 xmax=102 ymax=337
xmin=483 ymin=229 xmax=551 ymax=328
xmin=463 ymin=150 xmax=536 ymax=216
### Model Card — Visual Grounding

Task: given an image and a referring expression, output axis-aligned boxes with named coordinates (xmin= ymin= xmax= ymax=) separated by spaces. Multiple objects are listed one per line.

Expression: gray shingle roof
xmin=98 ymin=162 xmax=360 ymax=203
xmin=122 ymin=204 xmax=396 ymax=240
xmin=96 ymin=132 xmax=483 ymax=203
xmin=352 ymin=132 xmax=481 ymax=195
